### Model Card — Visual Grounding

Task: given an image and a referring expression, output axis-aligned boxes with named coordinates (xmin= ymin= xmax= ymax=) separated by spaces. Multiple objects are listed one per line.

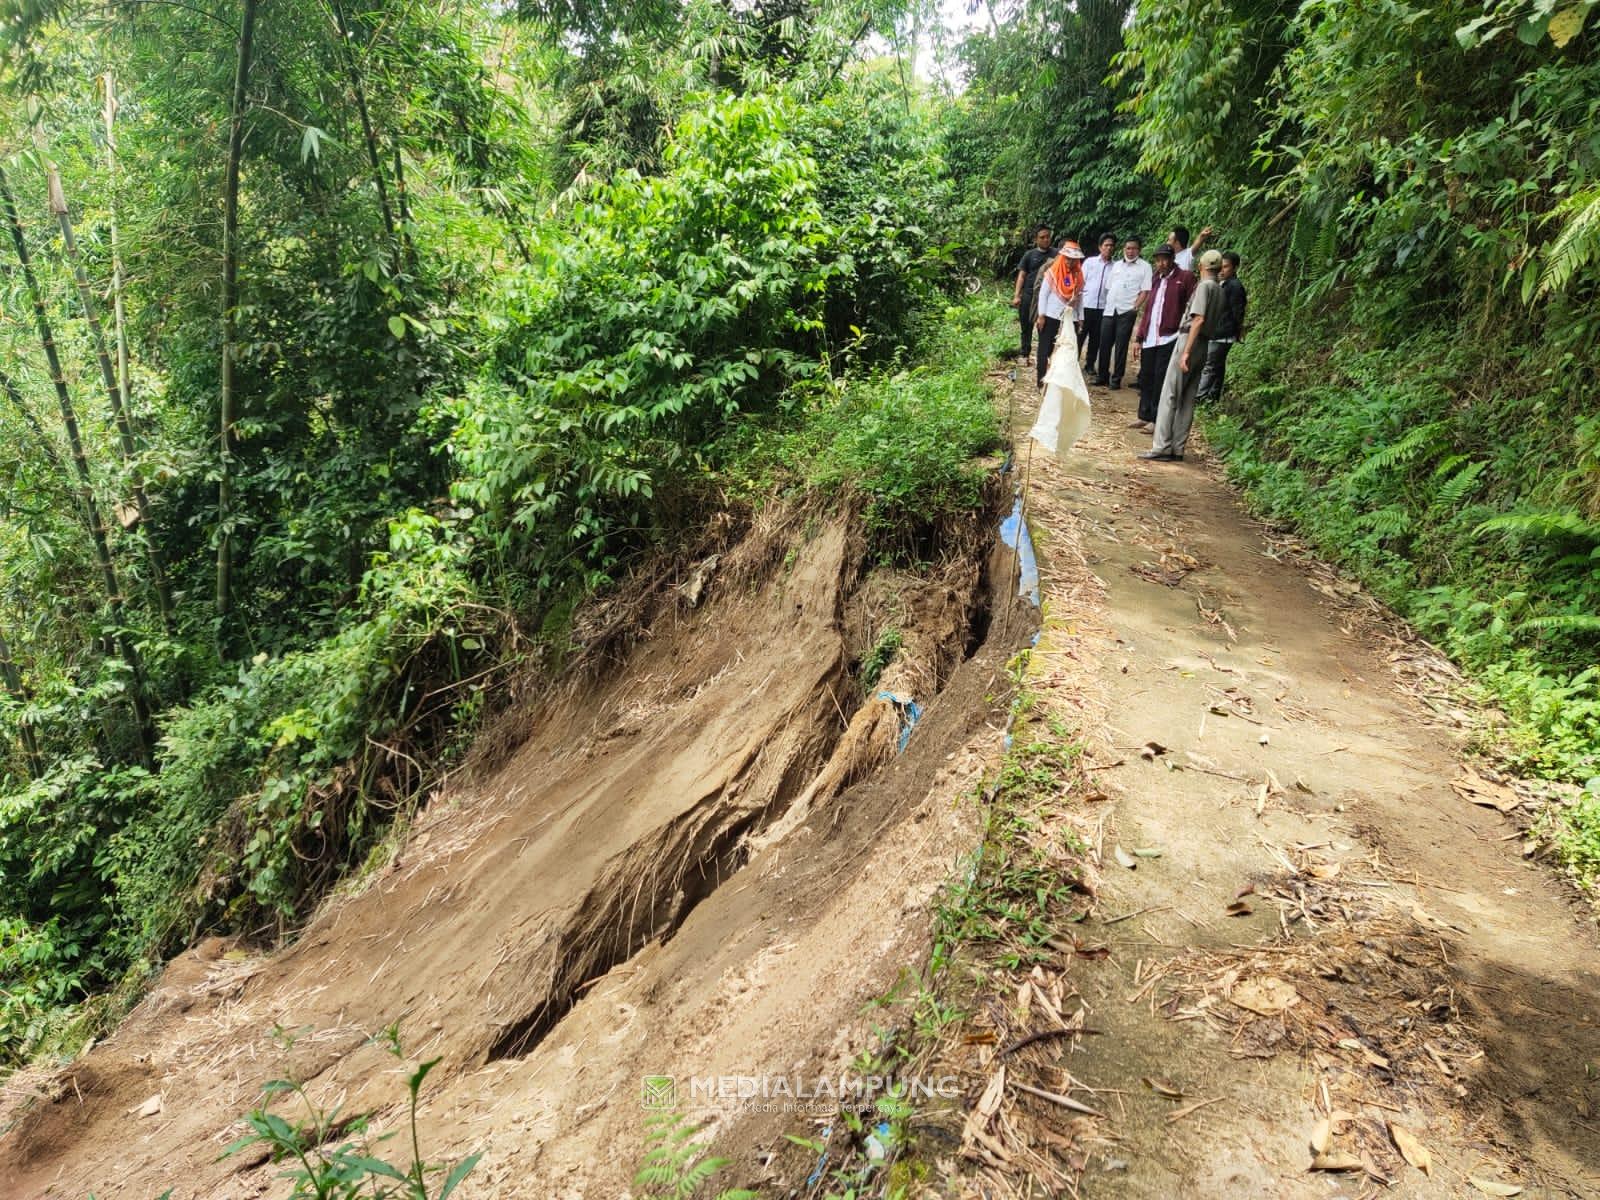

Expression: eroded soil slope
xmin=0 ymin=498 xmax=1032 ymax=1199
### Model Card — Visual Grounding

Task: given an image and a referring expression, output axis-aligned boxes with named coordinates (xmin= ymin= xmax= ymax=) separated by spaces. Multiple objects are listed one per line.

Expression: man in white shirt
xmin=1168 ymin=224 xmax=1213 ymax=273
xmin=1093 ymin=237 xmax=1152 ymax=391
xmin=1078 ymin=233 xmax=1116 ymax=372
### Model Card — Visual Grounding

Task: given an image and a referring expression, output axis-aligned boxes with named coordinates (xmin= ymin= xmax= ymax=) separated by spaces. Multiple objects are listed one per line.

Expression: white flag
xmin=1028 ymin=321 xmax=1092 ymax=455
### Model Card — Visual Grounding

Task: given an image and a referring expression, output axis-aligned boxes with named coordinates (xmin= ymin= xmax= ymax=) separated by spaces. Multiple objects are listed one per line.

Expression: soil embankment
xmin=0 ymin=496 xmax=1034 ymax=1199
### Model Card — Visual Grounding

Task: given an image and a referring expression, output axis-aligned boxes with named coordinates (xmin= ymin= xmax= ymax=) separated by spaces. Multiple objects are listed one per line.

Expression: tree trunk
xmin=0 ymin=163 xmax=154 ymax=761
xmin=217 ymin=0 xmax=260 ymax=651
xmin=43 ymin=154 xmax=175 ymax=630
xmin=0 ymin=626 xmax=43 ymax=780
xmin=390 ymin=139 xmax=416 ymax=272
xmin=329 ymin=0 xmax=401 ymax=276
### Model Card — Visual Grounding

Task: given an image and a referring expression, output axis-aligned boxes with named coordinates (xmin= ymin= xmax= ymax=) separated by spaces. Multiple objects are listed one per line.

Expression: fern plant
xmin=1347 ymin=421 xmax=1445 ymax=483
xmin=1539 ymin=186 xmax=1600 ymax=297
xmin=634 ymin=1110 xmax=757 ymax=1200
xmin=220 ymin=1027 xmax=480 ymax=1200
xmin=1475 ymin=511 xmax=1600 ymax=542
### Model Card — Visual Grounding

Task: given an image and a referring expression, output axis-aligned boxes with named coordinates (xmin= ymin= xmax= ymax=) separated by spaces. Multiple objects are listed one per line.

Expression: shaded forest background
xmin=0 ymin=0 xmax=1596 ymax=1067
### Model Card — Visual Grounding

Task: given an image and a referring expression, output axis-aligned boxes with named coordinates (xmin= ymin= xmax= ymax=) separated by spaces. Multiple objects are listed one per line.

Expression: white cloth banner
xmin=1028 ymin=320 xmax=1092 ymax=456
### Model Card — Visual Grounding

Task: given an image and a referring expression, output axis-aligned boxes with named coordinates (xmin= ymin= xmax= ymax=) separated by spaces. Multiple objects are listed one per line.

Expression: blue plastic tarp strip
xmin=876 ymin=690 xmax=923 ymax=753
xmin=999 ymin=495 xmax=1041 ymax=607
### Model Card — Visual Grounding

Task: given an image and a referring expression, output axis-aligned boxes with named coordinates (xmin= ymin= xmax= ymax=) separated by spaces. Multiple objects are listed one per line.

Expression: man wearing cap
xmin=1079 ymin=233 xmax=1116 ymax=372
xmin=1141 ymin=248 xmax=1224 ymax=463
xmin=1011 ymin=224 xmax=1054 ymax=362
xmin=1093 ymin=236 xmax=1151 ymax=391
xmin=1032 ymin=238 xmax=1085 ymax=388
xmin=1131 ymin=246 xmax=1195 ymax=433
xmin=1197 ymin=250 xmax=1247 ymax=403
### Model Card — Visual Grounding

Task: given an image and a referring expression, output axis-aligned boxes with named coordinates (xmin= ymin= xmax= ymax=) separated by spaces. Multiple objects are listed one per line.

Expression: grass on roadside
xmin=772 ymin=653 xmax=1096 ymax=1197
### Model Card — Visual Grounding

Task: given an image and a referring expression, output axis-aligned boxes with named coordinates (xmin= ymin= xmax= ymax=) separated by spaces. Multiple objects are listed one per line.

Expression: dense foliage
xmin=1117 ymin=0 xmax=1600 ymax=879
xmin=0 ymin=0 xmax=986 ymax=1066
xmin=939 ymin=0 xmax=1163 ymax=273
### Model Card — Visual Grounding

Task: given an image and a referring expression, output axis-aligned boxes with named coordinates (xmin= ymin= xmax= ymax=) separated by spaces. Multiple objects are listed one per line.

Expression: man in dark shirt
xmin=1011 ymin=224 xmax=1054 ymax=362
xmin=1197 ymin=251 xmax=1247 ymax=403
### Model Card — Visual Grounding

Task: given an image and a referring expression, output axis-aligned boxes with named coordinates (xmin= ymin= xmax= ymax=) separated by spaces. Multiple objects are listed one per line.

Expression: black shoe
xmin=1110 ymin=378 xmax=1122 ymax=389
xmin=1137 ymin=451 xmax=1180 ymax=461
xmin=1093 ymin=376 xmax=1110 ymax=387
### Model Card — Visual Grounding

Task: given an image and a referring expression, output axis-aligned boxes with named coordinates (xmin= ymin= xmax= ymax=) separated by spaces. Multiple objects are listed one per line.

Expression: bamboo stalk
xmin=0 ymin=162 xmax=153 ymax=760
xmin=217 ymin=0 xmax=260 ymax=648
xmin=42 ymin=146 xmax=175 ymax=629
xmin=329 ymin=0 xmax=401 ymax=276
xmin=0 ymin=625 xmax=43 ymax=779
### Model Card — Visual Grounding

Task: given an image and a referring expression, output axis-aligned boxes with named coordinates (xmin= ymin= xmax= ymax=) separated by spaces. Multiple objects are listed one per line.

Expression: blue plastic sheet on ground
xmin=877 ymin=690 xmax=923 ymax=753
xmin=999 ymin=495 xmax=1042 ymax=606
xmin=806 ymin=1127 xmax=832 ymax=1186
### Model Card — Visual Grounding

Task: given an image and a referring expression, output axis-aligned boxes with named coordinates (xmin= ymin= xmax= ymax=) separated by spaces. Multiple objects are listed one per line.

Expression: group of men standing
xmin=1011 ymin=223 xmax=1247 ymax=462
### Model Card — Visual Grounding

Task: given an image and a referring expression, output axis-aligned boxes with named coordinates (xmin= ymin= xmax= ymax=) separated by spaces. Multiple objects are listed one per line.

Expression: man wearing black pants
xmin=1093 ymin=237 xmax=1151 ymax=390
xmin=1198 ymin=250 xmax=1248 ymax=402
xmin=1132 ymin=246 xmax=1195 ymax=430
xmin=1010 ymin=225 xmax=1054 ymax=362
xmin=1079 ymin=233 xmax=1115 ymax=372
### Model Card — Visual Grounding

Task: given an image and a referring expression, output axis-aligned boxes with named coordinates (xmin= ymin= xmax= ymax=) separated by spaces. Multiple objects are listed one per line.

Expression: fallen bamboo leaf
xmin=1387 ymin=1121 xmax=1432 ymax=1176
xmin=1234 ymin=882 xmax=1256 ymax=900
xmin=1467 ymin=1176 xmax=1524 ymax=1196
xmin=1140 ymin=741 xmax=1167 ymax=760
xmin=1114 ymin=846 xmax=1137 ymax=870
xmin=1230 ymin=976 xmax=1299 ymax=1015
xmin=1011 ymin=1080 xmax=1104 ymax=1118
xmin=963 ymin=1065 xmax=1006 ymax=1148
xmin=1451 ymin=769 xmax=1520 ymax=814
xmin=1165 ymin=1096 xmax=1222 ymax=1123
xmin=1132 ymin=846 xmax=1163 ymax=859
xmin=1307 ymin=862 xmax=1341 ymax=880
xmin=1142 ymin=1077 xmax=1184 ymax=1098
xmin=1309 ymin=1117 xmax=1332 ymax=1154
xmin=1225 ymin=900 xmax=1253 ymax=917
xmin=133 ymin=1094 xmax=162 ymax=1118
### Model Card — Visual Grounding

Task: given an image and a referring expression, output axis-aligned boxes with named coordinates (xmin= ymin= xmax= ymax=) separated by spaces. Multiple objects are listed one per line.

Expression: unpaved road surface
xmin=998 ymin=369 xmax=1600 ymax=1197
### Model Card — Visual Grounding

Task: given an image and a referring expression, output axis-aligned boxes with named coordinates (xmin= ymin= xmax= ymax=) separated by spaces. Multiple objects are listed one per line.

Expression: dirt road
xmin=995 ymin=369 xmax=1600 ymax=1197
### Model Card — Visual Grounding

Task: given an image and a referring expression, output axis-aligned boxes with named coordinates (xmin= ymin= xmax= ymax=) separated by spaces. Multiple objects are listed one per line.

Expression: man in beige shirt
xmin=1141 ymin=249 xmax=1223 ymax=463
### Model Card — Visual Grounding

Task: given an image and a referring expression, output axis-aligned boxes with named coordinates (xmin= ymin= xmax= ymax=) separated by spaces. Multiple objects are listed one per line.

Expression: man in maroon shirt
xmin=1130 ymin=246 xmax=1195 ymax=431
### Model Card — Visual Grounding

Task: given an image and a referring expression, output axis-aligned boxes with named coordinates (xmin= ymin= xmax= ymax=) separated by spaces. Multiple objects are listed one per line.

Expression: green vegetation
xmin=222 ymin=1027 xmax=480 ymax=1199
xmin=633 ymin=1110 xmax=756 ymax=1200
xmin=0 ymin=0 xmax=1022 ymax=1068
xmin=4 ymin=0 xmax=1598 ymax=1094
